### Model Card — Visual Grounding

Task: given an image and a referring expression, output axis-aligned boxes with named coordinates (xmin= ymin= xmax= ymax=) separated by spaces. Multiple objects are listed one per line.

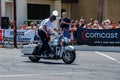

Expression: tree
xmin=98 ymin=0 xmax=104 ymax=24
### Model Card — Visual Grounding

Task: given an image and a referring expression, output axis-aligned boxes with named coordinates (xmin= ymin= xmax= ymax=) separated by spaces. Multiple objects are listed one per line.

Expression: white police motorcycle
xmin=21 ymin=33 xmax=76 ymax=64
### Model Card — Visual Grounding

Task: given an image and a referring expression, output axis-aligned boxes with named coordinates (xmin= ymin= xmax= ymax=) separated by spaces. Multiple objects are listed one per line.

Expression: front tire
xmin=28 ymin=56 xmax=40 ymax=62
xmin=62 ymin=51 xmax=76 ymax=64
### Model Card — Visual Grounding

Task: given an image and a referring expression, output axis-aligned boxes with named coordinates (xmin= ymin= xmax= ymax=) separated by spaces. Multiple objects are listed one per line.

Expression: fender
xmin=60 ymin=46 xmax=76 ymax=58
xmin=65 ymin=46 xmax=76 ymax=51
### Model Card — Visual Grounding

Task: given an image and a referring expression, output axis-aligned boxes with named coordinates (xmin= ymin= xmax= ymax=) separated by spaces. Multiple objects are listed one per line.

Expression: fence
xmin=0 ymin=29 xmax=78 ymax=48
xmin=1 ymin=28 xmax=119 ymax=48
xmin=0 ymin=29 xmax=36 ymax=48
xmin=77 ymin=27 xmax=120 ymax=46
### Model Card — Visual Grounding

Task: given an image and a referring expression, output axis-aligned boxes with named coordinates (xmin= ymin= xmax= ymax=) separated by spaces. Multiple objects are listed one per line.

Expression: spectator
xmin=70 ymin=20 xmax=75 ymax=41
xmin=110 ymin=21 xmax=118 ymax=29
xmin=118 ymin=21 xmax=120 ymax=28
xmin=89 ymin=18 xmax=94 ymax=25
xmin=20 ymin=25 xmax=24 ymax=30
xmin=79 ymin=18 xmax=86 ymax=28
xmin=9 ymin=20 xmax=15 ymax=29
xmin=75 ymin=20 xmax=79 ymax=27
xmin=22 ymin=22 xmax=29 ymax=30
xmin=93 ymin=20 xmax=103 ymax=29
xmin=34 ymin=28 xmax=39 ymax=41
xmin=27 ymin=22 xmax=38 ymax=41
xmin=59 ymin=12 xmax=71 ymax=39
xmin=100 ymin=21 xmax=105 ymax=29
xmin=86 ymin=23 xmax=92 ymax=29
xmin=103 ymin=19 xmax=112 ymax=29
xmin=29 ymin=22 xmax=36 ymax=30
xmin=93 ymin=24 xmax=99 ymax=29
xmin=70 ymin=20 xmax=78 ymax=40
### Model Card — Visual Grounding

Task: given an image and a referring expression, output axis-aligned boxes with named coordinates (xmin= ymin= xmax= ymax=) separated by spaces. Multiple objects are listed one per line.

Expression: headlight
xmin=63 ymin=37 xmax=69 ymax=43
xmin=61 ymin=38 xmax=65 ymax=42
xmin=61 ymin=37 xmax=70 ymax=45
xmin=68 ymin=39 xmax=71 ymax=43
xmin=51 ymin=39 xmax=59 ymax=46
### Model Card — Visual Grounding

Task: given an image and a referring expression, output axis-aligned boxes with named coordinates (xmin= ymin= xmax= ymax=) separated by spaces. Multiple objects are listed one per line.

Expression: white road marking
xmin=0 ymin=72 xmax=82 ymax=78
xmin=95 ymin=51 xmax=120 ymax=64
xmin=0 ymin=74 xmax=40 ymax=78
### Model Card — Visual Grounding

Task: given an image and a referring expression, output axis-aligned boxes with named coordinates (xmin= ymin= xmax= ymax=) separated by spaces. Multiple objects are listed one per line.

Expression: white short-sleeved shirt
xmin=39 ymin=18 xmax=53 ymax=33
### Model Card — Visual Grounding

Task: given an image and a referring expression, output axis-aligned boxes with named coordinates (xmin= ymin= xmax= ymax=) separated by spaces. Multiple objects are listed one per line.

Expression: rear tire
xmin=28 ymin=46 xmax=41 ymax=62
xmin=62 ymin=51 xmax=76 ymax=64
xmin=28 ymin=56 xmax=40 ymax=62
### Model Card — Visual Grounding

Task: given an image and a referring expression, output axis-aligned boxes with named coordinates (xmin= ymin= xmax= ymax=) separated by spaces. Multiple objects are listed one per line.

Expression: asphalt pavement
xmin=0 ymin=48 xmax=120 ymax=80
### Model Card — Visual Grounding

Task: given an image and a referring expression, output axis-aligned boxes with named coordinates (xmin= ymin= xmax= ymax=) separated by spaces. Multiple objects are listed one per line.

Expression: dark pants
xmin=62 ymin=27 xmax=70 ymax=39
xmin=38 ymin=30 xmax=51 ymax=53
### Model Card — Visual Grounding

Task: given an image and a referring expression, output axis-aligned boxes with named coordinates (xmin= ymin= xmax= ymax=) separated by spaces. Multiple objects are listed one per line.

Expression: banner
xmin=77 ymin=28 xmax=120 ymax=46
xmin=4 ymin=29 xmax=35 ymax=42
xmin=0 ymin=30 xmax=2 ymax=42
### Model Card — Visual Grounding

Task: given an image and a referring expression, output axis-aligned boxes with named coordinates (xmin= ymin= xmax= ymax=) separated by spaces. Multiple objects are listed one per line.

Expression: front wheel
xmin=62 ymin=51 xmax=76 ymax=64
xmin=28 ymin=56 xmax=40 ymax=62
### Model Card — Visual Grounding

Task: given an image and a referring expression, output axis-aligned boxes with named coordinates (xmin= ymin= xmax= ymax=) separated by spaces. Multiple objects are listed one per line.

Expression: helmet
xmin=50 ymin=15 xmax=56 ymax=20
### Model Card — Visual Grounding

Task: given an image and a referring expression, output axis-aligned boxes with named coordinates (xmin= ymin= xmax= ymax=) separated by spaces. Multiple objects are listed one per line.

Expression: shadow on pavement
xmin=23 ymin=61 xmax=77 ymax=65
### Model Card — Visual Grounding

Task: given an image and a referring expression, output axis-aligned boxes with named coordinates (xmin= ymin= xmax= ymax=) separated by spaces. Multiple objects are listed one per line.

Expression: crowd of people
xmin=8 ymin=12 xmax=120 ymax=44
xmin=69 ymin=18 xmax=120 ymax=43
xmin=71 ymin=18 xmax=120 ymax=30
xmin=7 ymin=20 xmax=40 ymax=31
xmin=18 ymin=17 xmax=120 ymax=31
xmin=19 ymin=21 xmax=40 ymax=30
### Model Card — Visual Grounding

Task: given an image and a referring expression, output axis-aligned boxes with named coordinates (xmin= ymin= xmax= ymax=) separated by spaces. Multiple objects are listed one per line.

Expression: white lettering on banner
xmin=94 ymin=41 xmax=120 ymax=44
xmin=85 ymin=32 xmax=118 ymax=39
xmin=4 ymin=29 xmax=35 ymax=42
xmin=10 ymin=31 xmax=24 ymax=36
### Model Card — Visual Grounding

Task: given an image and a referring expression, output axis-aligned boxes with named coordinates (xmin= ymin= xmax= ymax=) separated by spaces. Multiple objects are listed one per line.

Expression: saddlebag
xmin=21 ymin=44 xmax=37 ymax=55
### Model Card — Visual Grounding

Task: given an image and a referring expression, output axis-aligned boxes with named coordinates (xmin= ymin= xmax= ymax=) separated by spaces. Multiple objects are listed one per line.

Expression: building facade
xmin=0 ymin=0 xmax=120 ymax=28
xmin=0 ymin=0 xmax=61 ymax=27
xmin=71 ymin=0 xmax=120 ymax=23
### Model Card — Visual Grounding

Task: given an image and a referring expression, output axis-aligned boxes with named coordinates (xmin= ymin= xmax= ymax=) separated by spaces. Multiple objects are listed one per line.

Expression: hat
xmin=50 ymin=15 xmax=56 ymax=20
xmin=105 ymin=19 xmax=111 ymax=23
xmin=94 ymin=20 xmax=98 ymax=23
xmin=80 ymin=18 xmax=85 ymax=22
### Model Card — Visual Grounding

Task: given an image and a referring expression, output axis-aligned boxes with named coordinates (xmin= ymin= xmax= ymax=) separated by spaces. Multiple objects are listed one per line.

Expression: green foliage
xmin=24 ymin=20 xmax=42 ymax=26
xmin=24 ymin=20 xmax=33 ymax=26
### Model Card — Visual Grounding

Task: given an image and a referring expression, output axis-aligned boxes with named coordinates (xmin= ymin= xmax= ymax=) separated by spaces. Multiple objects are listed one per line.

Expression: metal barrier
xmin=0 ymin=29 xmax=77 ymax=48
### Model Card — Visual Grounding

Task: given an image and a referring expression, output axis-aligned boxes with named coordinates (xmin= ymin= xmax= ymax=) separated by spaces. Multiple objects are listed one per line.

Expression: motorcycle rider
xmin=38 ymin=15 xmax=58 ymax=56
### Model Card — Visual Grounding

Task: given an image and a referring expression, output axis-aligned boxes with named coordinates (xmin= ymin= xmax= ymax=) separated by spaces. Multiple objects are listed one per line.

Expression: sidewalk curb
xmin=1 ymin=45 xmax=120 ymax=52
xmin=74 ymin=45 xmax=120 ymax=52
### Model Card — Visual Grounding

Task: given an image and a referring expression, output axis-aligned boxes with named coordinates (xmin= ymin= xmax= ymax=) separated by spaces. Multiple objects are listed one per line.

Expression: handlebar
xmin=49 ymin=32 xmax=63 ymax=39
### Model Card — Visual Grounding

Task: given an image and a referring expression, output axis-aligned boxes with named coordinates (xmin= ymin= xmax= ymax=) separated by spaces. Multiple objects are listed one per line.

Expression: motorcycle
xmin=21 ymin=33 xmax=76 ymax=64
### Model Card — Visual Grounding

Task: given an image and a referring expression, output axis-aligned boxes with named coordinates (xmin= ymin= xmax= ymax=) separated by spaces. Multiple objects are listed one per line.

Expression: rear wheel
xmin=62 ymin=51 xmax=76 ymax=64
xmin=28 ymin=46 xmax=41 ymax=62
xmin=28 ymin=56 xmax=40 ymax=62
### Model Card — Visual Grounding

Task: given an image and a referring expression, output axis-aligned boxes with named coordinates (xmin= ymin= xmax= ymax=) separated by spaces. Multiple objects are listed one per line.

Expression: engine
xmin=51 ymin=38 xmax=59 ymax=46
